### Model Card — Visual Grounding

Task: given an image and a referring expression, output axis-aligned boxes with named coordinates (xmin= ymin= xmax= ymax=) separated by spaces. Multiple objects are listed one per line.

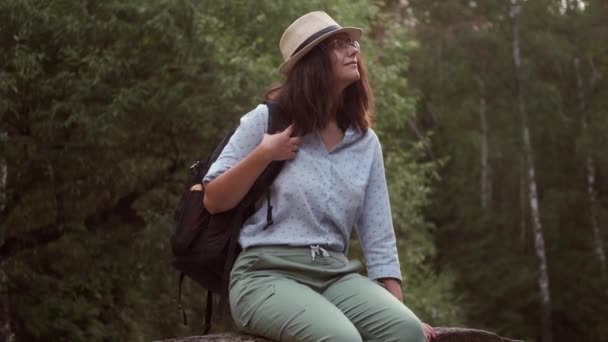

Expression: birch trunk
xmin=478 ymin=79 xmax=491 ymax=210
xmin=574 ymin=57 xmax=607 ymax=277
xmin=520 ymin=157 xmax=527 ymax=246
xmin=0 ymin=132 xmax=12 ymax=342
xmin=0 ymin=130 xmax=6 ymax=214
xmin=510 ymin=1 xmax=553 ymax=341
xmin=0 ymin=269 xmax=12 ymax=342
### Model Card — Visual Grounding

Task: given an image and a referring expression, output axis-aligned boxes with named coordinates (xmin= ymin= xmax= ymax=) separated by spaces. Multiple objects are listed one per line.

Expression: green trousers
xmin=229 ymin=246 xmax=426 ymax=342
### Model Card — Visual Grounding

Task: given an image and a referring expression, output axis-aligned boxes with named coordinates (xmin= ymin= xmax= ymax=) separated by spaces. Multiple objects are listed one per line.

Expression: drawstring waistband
xmin=310 ymin=245 xmax=330 ymax=260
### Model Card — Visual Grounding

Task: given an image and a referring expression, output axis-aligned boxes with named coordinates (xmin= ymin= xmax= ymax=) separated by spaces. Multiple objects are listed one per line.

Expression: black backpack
xmin=171 ymin=101 xmax=288 ymax=333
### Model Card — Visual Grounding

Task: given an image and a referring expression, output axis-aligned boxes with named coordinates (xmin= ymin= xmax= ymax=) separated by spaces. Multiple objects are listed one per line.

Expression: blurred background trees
xmin=1 ymin=0 xmax=606 ymax=341
xmin=407 ymin=0 xmax=608 ymax=341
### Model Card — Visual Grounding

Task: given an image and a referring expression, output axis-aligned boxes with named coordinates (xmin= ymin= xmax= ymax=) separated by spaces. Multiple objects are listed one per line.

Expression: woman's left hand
xmin=422 ymin=322 xmax=436 ymax=342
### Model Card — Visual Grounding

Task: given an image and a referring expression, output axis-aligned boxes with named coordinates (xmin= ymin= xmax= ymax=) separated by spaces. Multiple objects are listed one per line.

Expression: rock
xmin=156 ymin=327 xmax=524 ymax=342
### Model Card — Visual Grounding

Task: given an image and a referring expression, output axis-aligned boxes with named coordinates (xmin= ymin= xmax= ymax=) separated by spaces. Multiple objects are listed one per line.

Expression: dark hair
xmin=266 ymin=41 xmax=374 ymax=136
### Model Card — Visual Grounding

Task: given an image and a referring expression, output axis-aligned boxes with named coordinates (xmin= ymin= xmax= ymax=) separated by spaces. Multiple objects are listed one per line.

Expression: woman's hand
xmin=422 ymin=322 xmax=436 ymax=342
xmin=380 ymin=278 xmax=403 ymax=302
xmin=258 ymin=124 xmax=301 ymax=161
xmin=379 ymin=278 xmax=436 ymax=342
xmin=204 ymin=124 xmax=299 ymax=214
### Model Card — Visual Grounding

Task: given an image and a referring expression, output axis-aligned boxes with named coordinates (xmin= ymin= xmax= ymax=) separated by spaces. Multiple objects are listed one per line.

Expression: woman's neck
xmin=318 ymin=120 xmax=344 ymax=151
xmin=324 ymin=92 xmax=343 ymax=126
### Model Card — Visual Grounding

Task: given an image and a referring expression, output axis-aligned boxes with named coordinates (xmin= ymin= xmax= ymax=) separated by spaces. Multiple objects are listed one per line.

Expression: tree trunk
xmin=156 ymin=327 xmax=525 ymax=342
xmin=509 ymin=1 xmax=553 ymax=341
xmin=0 ymin=145 xmax=5 ymax=214
xmin=0 ymin=269 xmax=12 ymax=342
xmin=0 ymin=132 xmax=12 ymax=342
xmin=479 ymin=79 xmax=491 ymax=210
xmin=574 ymin=57 xmax=607 ymax=277
xmin=520 ymin=156 xmax=527 ymax=247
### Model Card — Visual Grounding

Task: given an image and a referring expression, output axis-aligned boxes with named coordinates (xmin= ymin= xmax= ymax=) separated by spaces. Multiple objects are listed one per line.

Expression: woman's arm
xmin=380 ymin=278 xmax=403 ymax=302
xmin=355 ymin=133 xmax=402 ymax=282
xmin=204 ymin=124 xmax=300 ymax=214
xmin=380 ymin=278 xmax=436 ymax=342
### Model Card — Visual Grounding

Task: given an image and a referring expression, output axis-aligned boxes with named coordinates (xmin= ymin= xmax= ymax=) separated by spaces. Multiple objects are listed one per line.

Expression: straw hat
xmin=279 ymin=11 xmax=363 ymax=75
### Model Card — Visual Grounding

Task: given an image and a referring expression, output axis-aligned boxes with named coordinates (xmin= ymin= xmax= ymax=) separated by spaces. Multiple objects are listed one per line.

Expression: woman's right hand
xmin=258 ymin=124 xmax=301 ymax=161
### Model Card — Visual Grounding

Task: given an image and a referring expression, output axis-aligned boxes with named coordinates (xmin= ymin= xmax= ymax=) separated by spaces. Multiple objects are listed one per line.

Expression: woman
xmin=203 ymin=11 xmax=434 ymax=342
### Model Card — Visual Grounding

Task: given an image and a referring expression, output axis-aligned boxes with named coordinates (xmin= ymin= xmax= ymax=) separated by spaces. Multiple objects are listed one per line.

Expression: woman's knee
xmin=253 ymin=306 xmax=363 ymax=342
xmin=323 ymin=324 xmax=363 ymax=342
xmin=230 ymin=276 xmax=363 ymax=342
xmin=388 ymin=315 xmax=426 ymax=342
xmin=275 ymin=306 xmax=363 ymax=342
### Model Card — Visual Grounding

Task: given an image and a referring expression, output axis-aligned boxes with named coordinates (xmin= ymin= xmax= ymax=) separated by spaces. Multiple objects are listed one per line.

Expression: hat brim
xmin=279 ymin=27 xmax=363 ymax=75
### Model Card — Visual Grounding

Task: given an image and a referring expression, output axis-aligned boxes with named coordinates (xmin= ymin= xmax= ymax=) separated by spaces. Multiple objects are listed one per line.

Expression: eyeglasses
xmin=327 ymin=38 xmax=360 ymax=51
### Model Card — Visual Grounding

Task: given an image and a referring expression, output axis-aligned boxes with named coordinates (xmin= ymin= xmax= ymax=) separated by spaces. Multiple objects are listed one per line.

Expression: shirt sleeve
xmin=355 ymin=133 xmax=402 ymax=281
xmin=203 ymin=104 xmax=268 ymax=183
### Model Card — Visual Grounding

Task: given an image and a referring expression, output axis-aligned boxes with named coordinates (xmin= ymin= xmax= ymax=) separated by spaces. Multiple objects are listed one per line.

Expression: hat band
xmin=291 ymin=25 xmax=340 ymax=57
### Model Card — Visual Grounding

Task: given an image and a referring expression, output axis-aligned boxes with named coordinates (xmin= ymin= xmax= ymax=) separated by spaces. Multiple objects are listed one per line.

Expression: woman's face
xmin=327 ymin=34 xmax=361 ymax=90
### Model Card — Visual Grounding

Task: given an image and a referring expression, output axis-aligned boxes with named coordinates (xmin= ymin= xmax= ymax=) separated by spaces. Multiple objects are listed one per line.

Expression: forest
xmin=1 ymin=0 xmax=607 ymax=341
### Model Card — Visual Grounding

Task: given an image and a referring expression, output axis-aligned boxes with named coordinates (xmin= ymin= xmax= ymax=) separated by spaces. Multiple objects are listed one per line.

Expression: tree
xmin=406 ymin=0 xmax=608 ymax=340
xmin=573 ymin=57 xmax=607 ymax=278
xmin=509 ymin=1 xmax=552 ymax=341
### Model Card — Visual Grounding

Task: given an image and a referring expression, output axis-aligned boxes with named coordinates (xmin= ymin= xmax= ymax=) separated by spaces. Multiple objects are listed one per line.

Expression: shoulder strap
xmin=263 ymin=100 xmax=284 ymax=229
xmin=265 ymin=100 xmax=288 ymax=134
xmin=240 ymin=102 xmax=287 ymax=207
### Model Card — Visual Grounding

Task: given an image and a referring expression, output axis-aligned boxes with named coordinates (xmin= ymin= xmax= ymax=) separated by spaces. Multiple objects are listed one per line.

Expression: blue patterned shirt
xmin=204 ymin=104 xmax=401 ymax=281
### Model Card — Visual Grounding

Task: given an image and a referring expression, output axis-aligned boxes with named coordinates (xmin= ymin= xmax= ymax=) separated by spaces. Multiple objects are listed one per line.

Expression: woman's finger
xmin=283 ymin=124 xmax=294 ymax=136
xmin=422 ymin=323 xmax=435 ymax=341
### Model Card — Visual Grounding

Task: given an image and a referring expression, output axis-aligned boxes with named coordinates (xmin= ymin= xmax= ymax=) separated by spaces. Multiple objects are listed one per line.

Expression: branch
xmin=0 ymin=161 xmax=178 ymax=259
xmin=0 ymin=222 xmax=65 ymax=260
xmin=154 ymin=328 xmax=524 ymax=342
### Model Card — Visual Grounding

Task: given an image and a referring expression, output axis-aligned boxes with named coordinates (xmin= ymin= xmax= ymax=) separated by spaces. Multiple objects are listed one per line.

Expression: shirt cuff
xmin=367 ymin=264 xmax=402 ymax=282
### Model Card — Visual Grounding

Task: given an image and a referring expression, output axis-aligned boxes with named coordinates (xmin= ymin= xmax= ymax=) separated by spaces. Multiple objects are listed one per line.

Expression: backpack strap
xmin=260 ymin=100 xmax=287 ymax=229
xmin=203 ymin=290 xmax=213 ymax=334
xmin=211 ymin=207 xmax=247 ymax=332
xmin=236 ymin=100 xmax=285 ymax=200
xmin=263 ymin=191 xmax=273 ymax=230
xmin=200 ymin=101 xmax=288 ymax=334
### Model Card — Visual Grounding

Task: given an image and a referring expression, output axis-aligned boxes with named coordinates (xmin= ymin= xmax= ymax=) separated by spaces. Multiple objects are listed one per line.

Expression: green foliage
xmin=1 ymin=0 xmax=457 ymax=341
